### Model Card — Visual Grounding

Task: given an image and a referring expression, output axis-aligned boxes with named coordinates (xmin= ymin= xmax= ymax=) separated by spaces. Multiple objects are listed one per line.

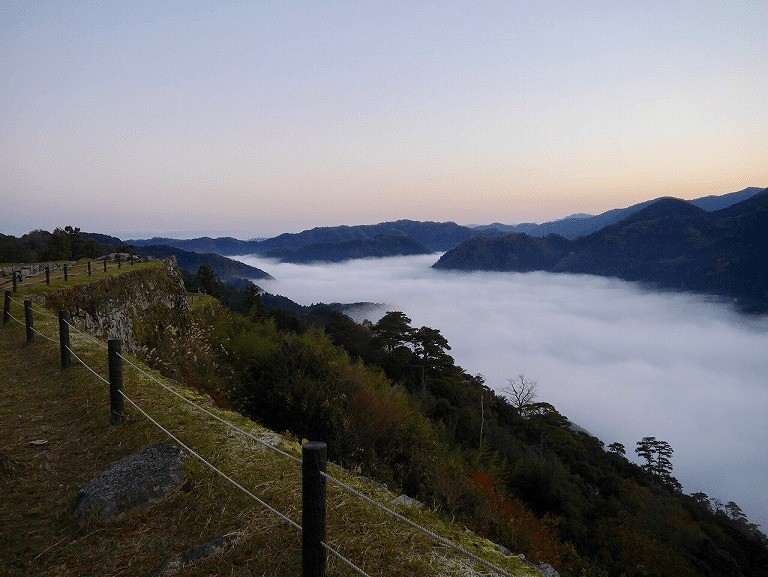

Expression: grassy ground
xmin=0 ymin=275 xmax=537 ymax=577
xmin=8 ymin=259 xmax=160 ymax=295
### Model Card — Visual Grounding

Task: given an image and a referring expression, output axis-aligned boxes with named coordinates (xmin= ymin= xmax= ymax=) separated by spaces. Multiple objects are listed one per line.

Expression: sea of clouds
xmin=236 ymin=253 xmax=768 ymax=529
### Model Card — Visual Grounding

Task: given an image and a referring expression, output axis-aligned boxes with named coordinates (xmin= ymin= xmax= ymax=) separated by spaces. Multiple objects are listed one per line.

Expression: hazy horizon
xmin=2 ymin=182 xmax=765 ymax=241
xmin=236 ymin=253 xmax=768 ymax=531
xmin=3 ymin=3 xmax=767 ymax=237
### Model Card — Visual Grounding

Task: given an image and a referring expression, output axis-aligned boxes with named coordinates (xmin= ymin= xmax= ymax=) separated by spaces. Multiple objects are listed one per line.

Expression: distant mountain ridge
xmin=131 ymin=220 xmax=505 ymax=257
xmin=126 ymin=188 xmax=763 ymax=265
xmin=136 ymin=245 xmax=272 ymax=281
xmin=434 ymin=188 xmax=768 ymax=312
xmin=264 ymin=235 xmax=431 ymax=263
xmin=475 ymin=187 xmax=764 ymax=239
xmin=129 ymin=236 xmax=256 ymax=255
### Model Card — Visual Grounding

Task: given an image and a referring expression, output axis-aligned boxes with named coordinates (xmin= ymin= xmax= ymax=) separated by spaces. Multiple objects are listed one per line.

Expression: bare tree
xmin=503 ymin=374 xmax=537 ymax=416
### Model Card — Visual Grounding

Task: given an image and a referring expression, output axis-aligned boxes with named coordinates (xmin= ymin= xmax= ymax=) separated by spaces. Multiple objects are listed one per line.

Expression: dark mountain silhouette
xmin=131 ymin=220 xmax=504 ymax=258
xmin=253 ymin=220 xmax=503 ymax=254
xmin=129 ymin=236 xmax=255 ymax=255
xmin=434 ymin=189 xmax=768 ymax=312
xmin=477 ymin=186 xmax=764 ymax=239
xmin=264 ymin=235 xmax=431 ymax=263
xmin=137 ymin=245 xmax=272 ymax=281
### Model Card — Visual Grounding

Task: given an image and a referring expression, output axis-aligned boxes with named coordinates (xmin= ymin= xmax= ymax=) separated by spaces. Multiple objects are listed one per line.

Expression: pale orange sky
xmin=2 ymin=2 xmax=766 ymax=238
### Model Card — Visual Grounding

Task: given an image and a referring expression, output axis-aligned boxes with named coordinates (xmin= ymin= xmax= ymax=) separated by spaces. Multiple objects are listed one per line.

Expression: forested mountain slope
xmin=477 ymin=186 xmax=764 ymax=239
xmin=264 ymin=234 xmax=431 ymax=263
xmin=435 ymin=190 xmax=768 ymax=312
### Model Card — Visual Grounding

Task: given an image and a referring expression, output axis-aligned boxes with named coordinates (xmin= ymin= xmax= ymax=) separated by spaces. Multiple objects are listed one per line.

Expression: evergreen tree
xmin=636 ymin=436 xmax=682 ymax=491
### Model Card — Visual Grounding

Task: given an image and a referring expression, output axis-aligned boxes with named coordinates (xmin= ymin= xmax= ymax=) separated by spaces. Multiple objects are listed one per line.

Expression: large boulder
xmin=73 ymin=443 xmax=186 ymax=526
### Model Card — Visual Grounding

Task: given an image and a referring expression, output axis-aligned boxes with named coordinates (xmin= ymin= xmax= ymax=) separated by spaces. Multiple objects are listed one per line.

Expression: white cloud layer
xmin=236 ymin=254 xmax=768 ymax=529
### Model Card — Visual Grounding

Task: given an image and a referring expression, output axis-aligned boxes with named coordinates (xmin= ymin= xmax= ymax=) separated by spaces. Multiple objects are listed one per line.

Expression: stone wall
xmin=42 ymin=259 xmax=190 ymax=354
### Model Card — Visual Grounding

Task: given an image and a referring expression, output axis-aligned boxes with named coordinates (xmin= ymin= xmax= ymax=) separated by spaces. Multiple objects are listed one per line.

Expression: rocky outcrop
xmin=73 ymin=443 xmax=186 ymax=526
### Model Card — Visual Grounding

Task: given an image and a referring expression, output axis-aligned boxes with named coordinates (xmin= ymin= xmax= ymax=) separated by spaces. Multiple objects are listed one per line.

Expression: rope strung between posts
xmin=29 ymin=324 xmax=58 ymax=343
xmin=63 ymin=319 xmax=108 ymax=350
xmin=3 ymin=281 xmax=518 ymax=576
xmin=116 ymin=351 xmax=302 ymax=466
xmin=30 ymin=304 xmax=58 ymax=320
xmin=2 ymin=307 xmax=58 ymax=342
xmin=65 ymin=345 xmax=110 ymax=386
xmin=10 ymin=276 xmax=46 ymax=287
xmin=5 ymin=300 xmax=61 ymax=343
xmin=320 ymin=471 xmax=517 ymax=577
xmin=52 ymin=340 xmax=304 ymax=535
xmin=117 ymin=388 xmax=302 ymax=532
xmin=321 ymin=542 xmax=373 ymax=577
xmin=6 ymin=312 xmax=26 ymax=327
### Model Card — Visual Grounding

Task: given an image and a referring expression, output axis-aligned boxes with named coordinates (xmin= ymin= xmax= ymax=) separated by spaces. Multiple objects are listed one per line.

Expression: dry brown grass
xmin=0 ymin=283 xmax=537 ymax=577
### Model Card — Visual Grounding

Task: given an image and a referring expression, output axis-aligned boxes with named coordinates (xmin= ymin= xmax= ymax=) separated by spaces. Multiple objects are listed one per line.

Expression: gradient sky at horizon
xmin=2 ymin=1 xmax=767 ymax=238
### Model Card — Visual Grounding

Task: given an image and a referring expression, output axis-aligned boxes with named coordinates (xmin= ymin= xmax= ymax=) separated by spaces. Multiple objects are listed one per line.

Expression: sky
xmin=1 ymin=1 xmax=767 ymax=238
xmin=237 ymin=253 xmax=768 ymax=531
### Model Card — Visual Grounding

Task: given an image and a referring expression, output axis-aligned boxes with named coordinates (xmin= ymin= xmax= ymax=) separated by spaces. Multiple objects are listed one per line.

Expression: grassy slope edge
xmin=0 ymin=267 xmax=535 ymax=577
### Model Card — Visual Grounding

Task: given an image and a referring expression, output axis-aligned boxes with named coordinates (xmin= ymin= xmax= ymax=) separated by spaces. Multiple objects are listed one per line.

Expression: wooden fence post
xmin=103 ymin=258 xmax=107 ymax=273
xmin=3 ymin=291 xmax=10 ymax=325
xmin=24 ymin=300 xmax=34 ymax=344
xmin=117 ymin=254 xmax=122 ymax=269
xmin=88 ymin=260 xmax=92 ymax=276
xmin=302 ymin=442 xmax=327 ymax=577
xmin=63 ymin=264 xmax=68 ymax=281
xmin=108 ymin=339 xmax=125 ymax=424
xmin=46 ymin=266 xmax=50 ymax=285
xmin=58 ymin=311 xmax=71 ymax=369
xmin=12 ymin=272 xmax=17 ymax=293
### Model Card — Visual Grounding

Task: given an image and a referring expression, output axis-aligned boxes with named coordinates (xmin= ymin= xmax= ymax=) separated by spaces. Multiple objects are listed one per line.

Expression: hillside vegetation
xmin=4 ymin=246 xmax=767 ymax=576
xmin=182 ymin=264 xmax=768 ymax=577
xmin=0 ymin=264 xmax=534 ymax=577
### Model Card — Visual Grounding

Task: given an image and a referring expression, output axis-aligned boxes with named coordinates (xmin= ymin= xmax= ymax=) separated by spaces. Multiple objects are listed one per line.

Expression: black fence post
xmin=58 ymin=311 xmax=71 ymax=369
xmin=302 ymin=442 xmax=327 ymax=577
xmin=46 ymin=266 xmax=50 ymax=285
xmin=103 ymin=258 xmax=108 ymax=273
xmin=12 ymin=272 xmax=17 ymax=293
xmin=24 ymin=300 xmax=34 ymax=344
xmin=129 ymin=254 xmax=134 ymax=265
xmin=3 ymin=291 xmax=10 ymax=325
xmin=117 ymin=254 xmax=122 ymax=269
xmin=63 ymin=263 xmax=68 ymax=281
xmin=88 ymin=260 xmax=92 ymax=276
xmin=108 ymin=339 xmax=125 ymax=424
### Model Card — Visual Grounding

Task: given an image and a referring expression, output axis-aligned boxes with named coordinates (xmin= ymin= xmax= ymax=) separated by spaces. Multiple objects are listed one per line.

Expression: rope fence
xmin=117 ymin=388 xmax=303 ymax=533
xmin=1 ymin=287 xmax=521 ymax=577
xmin=1 ymin=255 xmax=142 ymax=293
xmin=115 ymin=351 xmax=302 ymax=466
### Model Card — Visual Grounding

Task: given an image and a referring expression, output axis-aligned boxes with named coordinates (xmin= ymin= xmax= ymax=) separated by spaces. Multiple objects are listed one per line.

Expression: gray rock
xmin=539 ymin=563 xmax=559 ymax=577
xmin=154 ymin=532 xmax=243 ymax=576
xmin=73 ymin=443 xmax=186 ymax=526
xmin=393 ymin=494 xmax=423 ymax=509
